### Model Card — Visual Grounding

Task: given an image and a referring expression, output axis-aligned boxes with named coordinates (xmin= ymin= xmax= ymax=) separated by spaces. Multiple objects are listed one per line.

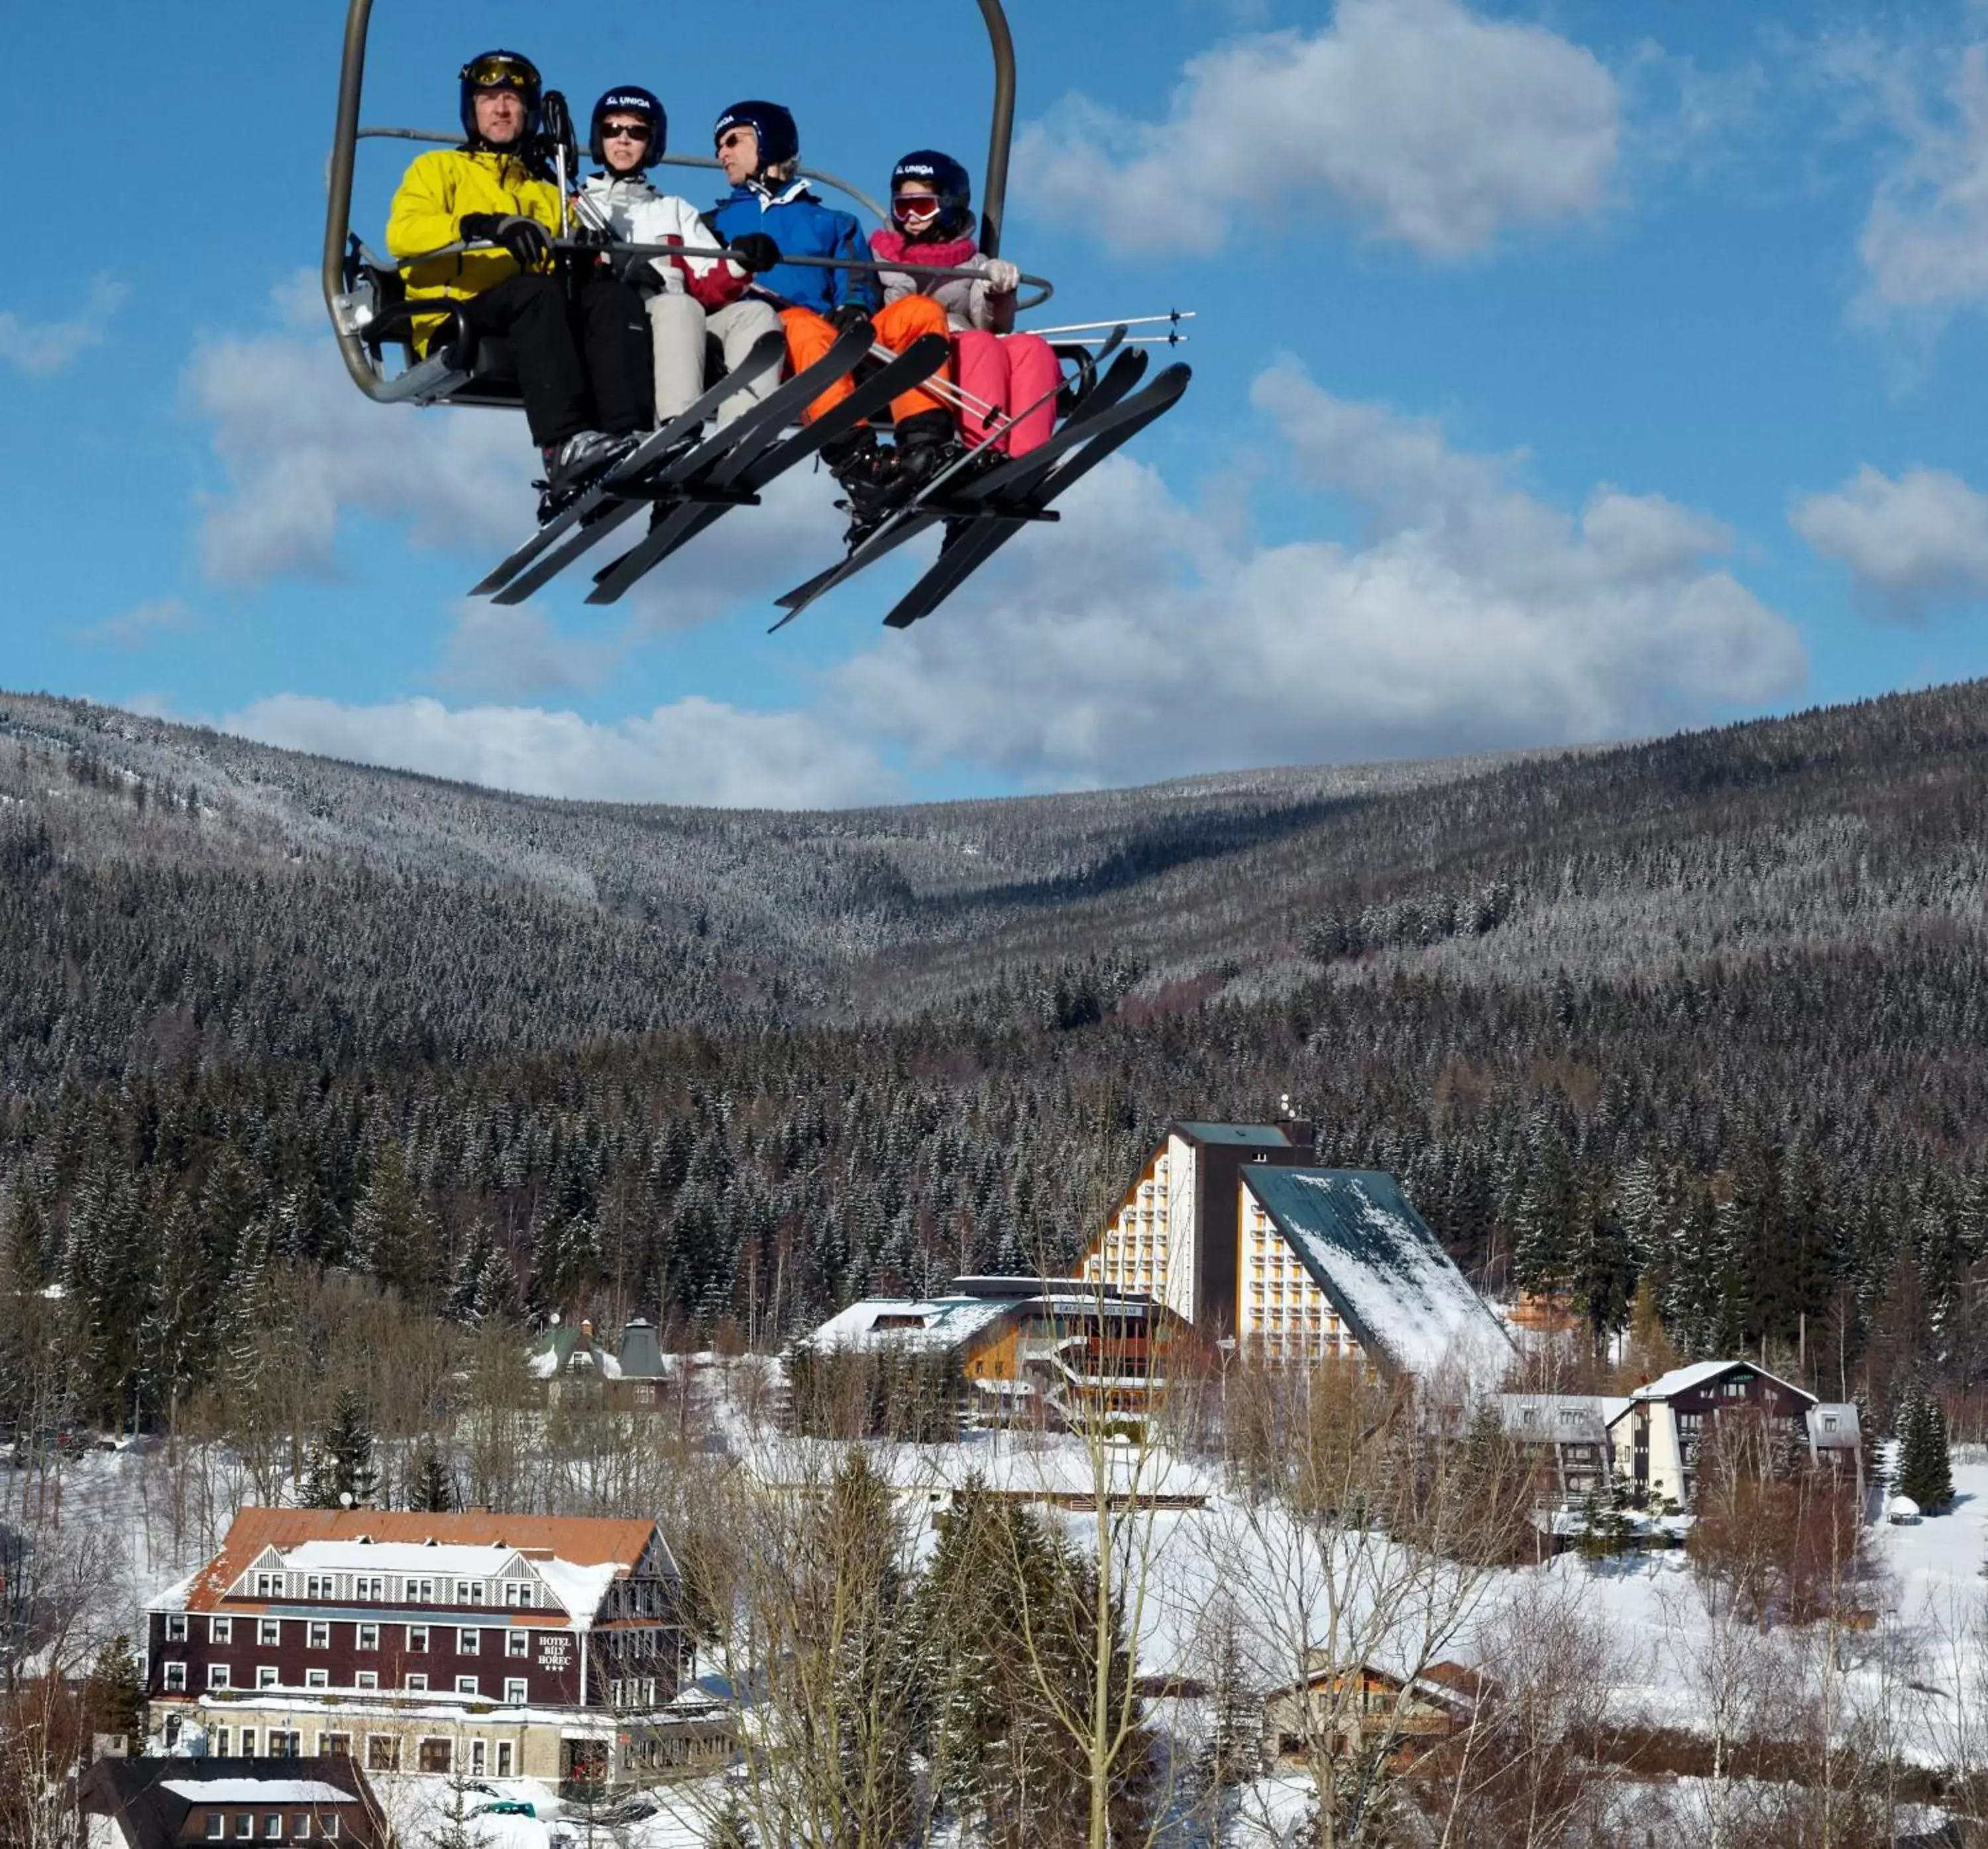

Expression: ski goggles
xmin=463 ymin=56 xmax=540 ymax=93
xmin=892 ymin=194 xmax=943 ymax=221
xmin=600 ymin=121 xmax=653 ymax=140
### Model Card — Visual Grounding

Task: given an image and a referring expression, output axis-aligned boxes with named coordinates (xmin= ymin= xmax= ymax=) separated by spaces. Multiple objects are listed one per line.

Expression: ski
xmin=769 ymin=347 xmax=1153 ymax=628
xmin=490 ymin=323 xmax=873 ymax=608
xmin=882 ymin=362 xmax=1191 ymax=630
xmin=584 ymin=331 xmax=953 ymax=608
xmin=470 ymin=331 xmax=785 ymax=599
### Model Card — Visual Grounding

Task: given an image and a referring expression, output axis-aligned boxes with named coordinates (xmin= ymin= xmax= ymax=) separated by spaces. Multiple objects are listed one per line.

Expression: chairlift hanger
xmin=321 ymin=0 xmax=1024 ymax=402
xmin=315 ymin=0 xmax=1191 ymax=626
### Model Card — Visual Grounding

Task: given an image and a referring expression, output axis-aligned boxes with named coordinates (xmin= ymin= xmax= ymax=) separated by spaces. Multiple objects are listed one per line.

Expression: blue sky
xmin=9 ymin=0 xmax=1988 ymax=806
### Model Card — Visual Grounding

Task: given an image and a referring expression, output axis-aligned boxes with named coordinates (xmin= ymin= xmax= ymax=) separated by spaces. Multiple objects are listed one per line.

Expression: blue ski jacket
xmin=708 ymin=180 xmax=881 ymax=316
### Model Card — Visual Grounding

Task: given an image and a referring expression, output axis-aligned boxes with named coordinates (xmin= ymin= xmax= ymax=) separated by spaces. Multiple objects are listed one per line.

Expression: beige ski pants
xmin=647 ymin=293 xmax=783 ymax=427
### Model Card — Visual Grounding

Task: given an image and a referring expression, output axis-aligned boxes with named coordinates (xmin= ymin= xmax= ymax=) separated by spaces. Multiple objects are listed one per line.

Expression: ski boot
xmin=822 ymin=427 xmax=903 ymax=547
xmin=536 ymin=429 xmax=636 ymax=523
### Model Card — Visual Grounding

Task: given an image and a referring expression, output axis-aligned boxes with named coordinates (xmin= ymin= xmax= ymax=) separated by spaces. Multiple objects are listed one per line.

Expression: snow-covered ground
xmin=24 ymin=1429 xmax=1988 ymax=1822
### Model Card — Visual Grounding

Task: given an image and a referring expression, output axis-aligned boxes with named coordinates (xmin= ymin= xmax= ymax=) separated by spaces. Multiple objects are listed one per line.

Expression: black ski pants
xmin=455 ymin=270 xmax=653 ymax=449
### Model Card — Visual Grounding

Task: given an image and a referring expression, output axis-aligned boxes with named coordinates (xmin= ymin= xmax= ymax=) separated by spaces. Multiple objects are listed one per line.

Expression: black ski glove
xmin=826 ymin=301 xmax=872 ymax=333
xmin=726 ymin=233 xmax=780 ymax=274
xmin=459 ymin=213 xmax=553 ymax=269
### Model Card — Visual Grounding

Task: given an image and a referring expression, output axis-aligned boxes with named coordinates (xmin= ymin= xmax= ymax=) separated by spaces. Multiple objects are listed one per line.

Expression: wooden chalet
xmin=1606 ymin=1361 xmax=1819 ymax=1508
xmin=527 ymin=1317 xmax=671 ymax=1411
xmin=1260 ymin=1657 xmax=1479 ymax=1773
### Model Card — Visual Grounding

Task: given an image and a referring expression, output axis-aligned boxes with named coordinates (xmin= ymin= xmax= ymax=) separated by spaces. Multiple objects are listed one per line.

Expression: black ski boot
xmin=889 ymin=410 xmax=960 ymax=498
xmin=822 ymin=427 xmax=902 ymax=547
xmin=536 ymin=429 xmax=636 ymax=522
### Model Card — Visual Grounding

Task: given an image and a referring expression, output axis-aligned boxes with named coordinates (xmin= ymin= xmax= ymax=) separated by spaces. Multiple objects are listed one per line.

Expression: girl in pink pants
xmin=867 ymin=149 xmax=1060 ymax=457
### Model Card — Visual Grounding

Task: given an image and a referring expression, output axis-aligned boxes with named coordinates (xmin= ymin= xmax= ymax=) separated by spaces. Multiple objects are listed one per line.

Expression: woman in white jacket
xmin=575 ymin=88 xmax=783 ymax=431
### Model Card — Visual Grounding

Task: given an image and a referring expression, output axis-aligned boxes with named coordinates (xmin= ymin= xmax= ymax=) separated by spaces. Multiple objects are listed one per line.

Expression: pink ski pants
xmin=954 ymin=329 xmax=1060 ymax=456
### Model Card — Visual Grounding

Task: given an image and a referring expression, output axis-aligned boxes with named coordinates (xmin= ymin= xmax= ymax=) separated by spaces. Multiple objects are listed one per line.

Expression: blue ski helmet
xmin=891 ymin=150 xmax=973 ymax=239
xmin=459 ymin=49 xmax=543 ymax=147
xmin=712 ymin=100 xmax=800 ymax=174
xmin=590 ymin=87 xmax=666 ymax=168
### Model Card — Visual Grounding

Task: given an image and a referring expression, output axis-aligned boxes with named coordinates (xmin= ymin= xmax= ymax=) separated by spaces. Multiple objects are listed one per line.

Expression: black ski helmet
xmin=712 ymin=100 xmax=800 ymax=174
xmin=590 ymin=87 xmax=666 ymax=168
xmin=891 ymin=150 xmax=973 ymax=239
xmin=459 ymin=49 xmax=543 ymax=147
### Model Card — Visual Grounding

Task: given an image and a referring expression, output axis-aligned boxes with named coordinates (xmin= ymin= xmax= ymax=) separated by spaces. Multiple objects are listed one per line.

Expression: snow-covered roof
xmin=283 ymin=1541 xmax=524 ymax=1578
xmin=808 ymin=1295 xmax=1011 ymax=1355
xmin=1628 ymin=1360 xmax=1814 ymax=1406
xmin=1494 ymin=1394 xmax=1608 ymax=1440
xmin=1175 ymin=1121 xmax=1299 ymax=1147
xmin=1242 ymin=1169 xmax=1515 ymax=1389
xmin=160 ymin=1781 xmax=351 ymax=1805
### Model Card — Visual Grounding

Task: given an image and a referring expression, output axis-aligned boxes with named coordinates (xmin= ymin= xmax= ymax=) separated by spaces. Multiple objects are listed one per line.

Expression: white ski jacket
xmin=574 ymin=173 xmax=752 ymax=308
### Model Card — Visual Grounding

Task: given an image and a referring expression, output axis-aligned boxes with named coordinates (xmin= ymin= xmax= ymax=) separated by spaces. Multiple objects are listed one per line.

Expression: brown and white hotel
xmin=144 ymin=1510 xmax=690 ymax=1789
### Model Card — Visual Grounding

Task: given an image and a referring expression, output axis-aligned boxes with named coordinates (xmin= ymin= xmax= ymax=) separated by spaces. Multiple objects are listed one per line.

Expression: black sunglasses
xmin=602 ymin=122 xmax=652 ymax=140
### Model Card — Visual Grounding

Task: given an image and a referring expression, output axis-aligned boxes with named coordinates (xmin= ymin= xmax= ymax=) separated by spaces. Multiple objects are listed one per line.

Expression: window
xmin=405 ymin=1674 xmax=427 ymax=1692
xmin=253 ymin=1573 xmax=283 ymax=1598
xmin=208 ymin=1664 xmax=232 ymax=1690
xmin=327 ymin=1823 xmax=341 ymax=1840
xmin=504 ymin=1678 xmax=528 ymax=1705
xmin=458 ymin=1628 xmax=481 ymax=1654
xmin=259 ymin=1620 xmax=282 ymax=1647
xmin=409 ymin=1579 xmax=435 ymax=1603
xmin=305 ymin=1669 xmax=329 ymax=1689
xmin=211 ymin=1617 xmax=233 ymax=1645
xmin=164 ymin=1662 xmax=188 ymax=1692
xmin=319 ymin=1733 xmax=351 ymax=1758
xmin=235 ymin=1818 xmax=253 ymax=1840
xmin=366 ymin=1737 xmax=400 ymax=1773
xmin=354 ymin=1672 xmax=378 ymax=1691
xmin=418 ymin=1738 xmax=453 ymax=1774
xmin=207 ymin=1817 xmax=225 ymax=1840
xmin=506 ymin=1632 xmax=529 ymax=1659
xmin=258 ymin=1667 xmax=280 ymax=1689
xmin=264 ymin=1817 xmax=282 ymax=1840
xmin=293 ymin=1820 xmax=311 ymax=1839
xmin=238 ymin=1731 xmax=256 ymax=1758
xmin=355 ymin=1576 xmax=383 ymax=1601
xmin=470 ymin=1740 xmax=486 ymax=1776
xmin=356 ymin=1624 xmax=378 ymax=1652
xmin=305 ymin=1576 xmax=334 ymax=1599
xmin=406 ymin=1625 xmax=428 ymax=1653
xmin=165 ymin=1614 xmax=188 ymax=1642
xmin=270 ymin=1732 xmax=300 ymax=1758
xmin=502 ymin=1583 xmax=534 ymax=1608
xmin=308 ymin=1623 xmax=329 ymax=1650
xmin=212 ymin=1729 xmax=231 ymax=1758
xmin=1822 ymin=1414 xmax=1840 ymax=1433
xmin=496 ymin=1743 xmax=514 ymax=1777
xmin=455 ymin=1676 xmax=479 ymax=1696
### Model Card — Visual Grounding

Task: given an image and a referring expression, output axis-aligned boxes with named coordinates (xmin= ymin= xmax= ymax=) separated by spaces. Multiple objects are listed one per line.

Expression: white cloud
xmin=434 ymin=604 xmax=622 ymax=698
xmin=1016 ymin=0 xmax=1618 ymax=259
xmin=221 ymin=693 xmax=898 ymax=809
xmin=1844 ymin=37 xmax=1988 ymax=317
xmin=0 ymin=276 xmax=127 ymax=376
xmin=829 ymin=365 xmax=1804 ymax=785
xmin=76 ymin=597 xmax=197 ymax=652
xmin=1791 ymin=463 xmax=1988 ymax=618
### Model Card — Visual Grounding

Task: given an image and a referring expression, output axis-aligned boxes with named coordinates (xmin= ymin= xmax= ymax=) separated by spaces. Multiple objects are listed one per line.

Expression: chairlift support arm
xmin=322 ymin=0 xmax=1021 ymax=400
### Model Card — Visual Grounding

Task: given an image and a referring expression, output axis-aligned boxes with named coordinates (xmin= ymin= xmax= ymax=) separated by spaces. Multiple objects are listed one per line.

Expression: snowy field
xmin=18 ymin=1431 xmax=1988 ymax=1838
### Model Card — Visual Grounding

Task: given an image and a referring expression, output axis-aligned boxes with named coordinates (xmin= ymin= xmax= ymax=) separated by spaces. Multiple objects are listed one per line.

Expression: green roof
xmin=1174 ymin=1122 xmax=1294 ymax=1147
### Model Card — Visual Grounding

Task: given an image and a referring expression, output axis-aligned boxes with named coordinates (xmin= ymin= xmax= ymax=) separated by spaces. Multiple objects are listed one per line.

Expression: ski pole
xmin=1024 ymin=311 xmax=1196 ymax=338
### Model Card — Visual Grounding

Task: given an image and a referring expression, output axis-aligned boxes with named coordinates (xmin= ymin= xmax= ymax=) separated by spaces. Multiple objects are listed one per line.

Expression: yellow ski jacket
xmin=385 ymin=147 xmax=563 ymax=349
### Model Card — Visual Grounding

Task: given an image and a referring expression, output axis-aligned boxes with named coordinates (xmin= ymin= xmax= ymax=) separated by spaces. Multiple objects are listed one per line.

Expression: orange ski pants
xmin=781 ymin=297 xmax=952 ymax=425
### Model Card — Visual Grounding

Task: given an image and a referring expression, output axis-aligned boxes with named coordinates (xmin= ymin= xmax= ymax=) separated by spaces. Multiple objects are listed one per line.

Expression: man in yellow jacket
xmin=386 ymin=50 xmax=652 ymax=503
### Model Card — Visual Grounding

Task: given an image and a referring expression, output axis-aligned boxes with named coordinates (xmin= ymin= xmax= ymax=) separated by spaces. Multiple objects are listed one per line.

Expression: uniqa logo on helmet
xmin=889 ymin=149 xmax=972 ymax=239
xmin=589 ymin=86 xmax=667 ymax=169
xmin=458 ymin=49 xmax=543 ymax=148
xmin=712 ymin=101 xmax=801 ymax=177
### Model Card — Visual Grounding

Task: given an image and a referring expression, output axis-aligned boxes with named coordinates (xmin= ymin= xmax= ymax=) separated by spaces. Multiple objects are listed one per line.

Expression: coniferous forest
xmin=4 ymin=681 xmax=1987 ymax=1442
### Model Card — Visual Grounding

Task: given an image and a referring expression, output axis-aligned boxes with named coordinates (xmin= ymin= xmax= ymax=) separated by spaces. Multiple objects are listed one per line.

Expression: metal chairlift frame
xmin=321 ymin=0 xmax=1028 ymax=405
